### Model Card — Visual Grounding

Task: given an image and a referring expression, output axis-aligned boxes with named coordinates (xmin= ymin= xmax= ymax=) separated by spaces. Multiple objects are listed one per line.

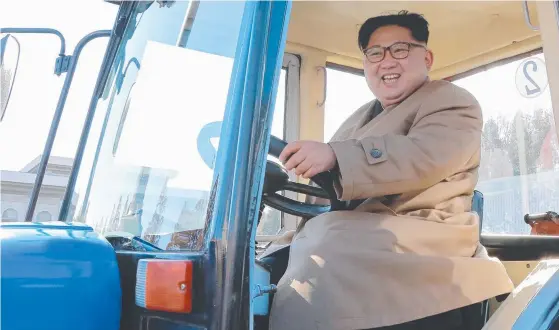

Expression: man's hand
xmin=278 ymin=140 xmax=337 ymax=179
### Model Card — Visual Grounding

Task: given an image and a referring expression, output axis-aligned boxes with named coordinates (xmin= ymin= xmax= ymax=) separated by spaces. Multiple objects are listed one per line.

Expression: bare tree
xmin=507 ymin=108 xmax=553 ymax=175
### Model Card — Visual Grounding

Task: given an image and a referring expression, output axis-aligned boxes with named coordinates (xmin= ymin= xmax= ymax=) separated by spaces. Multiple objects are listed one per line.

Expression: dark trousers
xmin=363 ymin=300 xmax=487 ymax=330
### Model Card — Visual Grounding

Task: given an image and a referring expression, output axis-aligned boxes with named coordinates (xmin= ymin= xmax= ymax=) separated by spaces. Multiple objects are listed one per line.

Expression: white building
xmin=1 ymin=155 xmax=77 ymax=222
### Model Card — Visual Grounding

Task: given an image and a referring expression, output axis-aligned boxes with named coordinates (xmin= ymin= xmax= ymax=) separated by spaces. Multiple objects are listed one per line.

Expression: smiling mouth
xmin=381 ymin=73 xmax=401 ymax=84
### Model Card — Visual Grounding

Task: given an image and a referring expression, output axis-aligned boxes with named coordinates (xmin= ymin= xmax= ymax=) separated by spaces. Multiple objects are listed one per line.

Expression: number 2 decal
xmin=523 ymin=60 xmax=541 ymax=95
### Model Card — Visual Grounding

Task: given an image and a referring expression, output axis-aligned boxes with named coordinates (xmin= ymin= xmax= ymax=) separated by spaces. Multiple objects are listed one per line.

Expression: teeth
xmin=382 ymin=74 xmax=400 ymax=83
xmin=382 ymin=74 xmax=400 ymax=80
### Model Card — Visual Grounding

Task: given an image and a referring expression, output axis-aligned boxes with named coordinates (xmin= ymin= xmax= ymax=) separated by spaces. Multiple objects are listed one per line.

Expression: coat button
xmin=370 ymin=148 xmax=383 ymax=158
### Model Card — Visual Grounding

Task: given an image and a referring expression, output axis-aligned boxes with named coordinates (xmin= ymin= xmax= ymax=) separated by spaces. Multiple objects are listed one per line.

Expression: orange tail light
xmin=135 ymin=259 xmax=193 ymax=313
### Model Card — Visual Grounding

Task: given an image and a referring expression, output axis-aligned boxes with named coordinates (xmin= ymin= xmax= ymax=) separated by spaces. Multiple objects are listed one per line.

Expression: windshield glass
xmin=66 ymin=0 xmax=248 ymax=250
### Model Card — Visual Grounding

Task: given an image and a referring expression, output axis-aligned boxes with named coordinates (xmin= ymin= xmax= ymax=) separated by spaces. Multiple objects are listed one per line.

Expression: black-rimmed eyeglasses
xmin=363 ymin=42 xmax=426 ymax=63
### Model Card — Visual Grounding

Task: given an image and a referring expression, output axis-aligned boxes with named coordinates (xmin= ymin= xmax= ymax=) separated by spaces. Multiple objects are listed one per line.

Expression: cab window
xmin=323 ymin=64 xmax=373 ymax=142
xmin=322 ymin=50 xmax=558 ymax=237
xmin=452 ymin=50 xmax=557 ymax=235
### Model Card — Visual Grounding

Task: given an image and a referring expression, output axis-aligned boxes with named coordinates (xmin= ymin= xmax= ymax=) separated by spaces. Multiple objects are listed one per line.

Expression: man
xmin=267 ymin=11 xmax=514 ymax=330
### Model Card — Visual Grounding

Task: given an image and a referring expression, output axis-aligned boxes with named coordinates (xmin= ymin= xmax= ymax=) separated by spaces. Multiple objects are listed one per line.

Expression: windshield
xmin=65 ymin=0 xmax=248 ymax=250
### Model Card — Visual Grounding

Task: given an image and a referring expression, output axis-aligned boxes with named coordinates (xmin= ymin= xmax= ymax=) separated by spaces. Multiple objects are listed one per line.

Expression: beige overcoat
xmin=267 ymin=79 xmax=514 ymax=330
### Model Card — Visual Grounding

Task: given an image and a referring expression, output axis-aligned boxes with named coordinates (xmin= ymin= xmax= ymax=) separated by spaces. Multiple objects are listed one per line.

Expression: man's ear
xmin=425 ymin=49 xmax=434 ymax=70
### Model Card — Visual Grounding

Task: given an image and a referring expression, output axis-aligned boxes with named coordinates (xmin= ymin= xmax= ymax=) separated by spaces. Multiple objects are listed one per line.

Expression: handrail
xmin=523 ymin=1 xmax=540 ymax=31
xmin=316 ymin=66 xmax=326 ymax=106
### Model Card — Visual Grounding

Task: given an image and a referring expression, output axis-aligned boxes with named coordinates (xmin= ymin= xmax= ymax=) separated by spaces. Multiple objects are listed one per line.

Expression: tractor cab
xmin=3 ymin=1 xmax=559 ymax=329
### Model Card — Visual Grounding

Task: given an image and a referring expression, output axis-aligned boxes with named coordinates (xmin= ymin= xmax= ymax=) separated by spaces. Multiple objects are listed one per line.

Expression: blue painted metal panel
xmin=253 ymin=263 xmax=271 ymax=315
xmin=1 ymin=222 xmax=121 ymax=330
xmin=202 ymin=2 xmax=259 ymax=327
xmin=204 ymin=0 xmax=292 ymax=328
xmin=512 ymin=260 xmax=559 ymax=329
xmin=248 ymin=0 xmax=292 ymax=323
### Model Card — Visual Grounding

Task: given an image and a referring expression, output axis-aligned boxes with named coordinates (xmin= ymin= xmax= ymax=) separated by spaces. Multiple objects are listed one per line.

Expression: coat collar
xmin=379 ymin=77 xmax=431 ymax=111
xmin=353 ymin=78 xmax=432 ymax=136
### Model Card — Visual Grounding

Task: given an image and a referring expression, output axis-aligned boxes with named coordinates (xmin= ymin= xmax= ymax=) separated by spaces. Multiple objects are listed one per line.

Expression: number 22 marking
xmin=523 ymin=60 xmax=541 ymax=95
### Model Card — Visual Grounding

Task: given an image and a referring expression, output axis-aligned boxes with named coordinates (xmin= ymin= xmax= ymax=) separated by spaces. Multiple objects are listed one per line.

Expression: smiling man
xmin=268 ymin=11 xmax=514 ymax=330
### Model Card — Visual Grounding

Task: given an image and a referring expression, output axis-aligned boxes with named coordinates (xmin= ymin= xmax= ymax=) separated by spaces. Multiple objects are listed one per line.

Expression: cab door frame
xmin=536 ymin=1 xmax=559 ymax=137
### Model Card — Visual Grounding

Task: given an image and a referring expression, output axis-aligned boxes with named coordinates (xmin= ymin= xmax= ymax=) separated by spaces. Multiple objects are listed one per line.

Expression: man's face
xmin=363 ymin=25 xmax=433 ymax=107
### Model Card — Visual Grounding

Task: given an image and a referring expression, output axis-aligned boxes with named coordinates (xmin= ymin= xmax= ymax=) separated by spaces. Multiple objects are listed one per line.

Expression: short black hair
xmin=358 ymin=10 xmax=429 ymax=51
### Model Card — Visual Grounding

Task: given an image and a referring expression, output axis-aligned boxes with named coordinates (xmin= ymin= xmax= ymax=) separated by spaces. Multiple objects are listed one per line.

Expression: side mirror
xmin=0 ymin=34 xmax=20 ymax=122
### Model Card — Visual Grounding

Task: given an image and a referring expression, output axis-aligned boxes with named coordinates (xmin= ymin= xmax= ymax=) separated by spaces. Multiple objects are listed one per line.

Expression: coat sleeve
xmin=327 ymin=83 xmax=483 ymax=201
xmin=302 ymin=100 xmax=376 ymax=206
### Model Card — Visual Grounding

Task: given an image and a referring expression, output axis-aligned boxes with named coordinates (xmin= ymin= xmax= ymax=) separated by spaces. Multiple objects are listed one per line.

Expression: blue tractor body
xmin=1 ymin=222 xmax=121 ymax=330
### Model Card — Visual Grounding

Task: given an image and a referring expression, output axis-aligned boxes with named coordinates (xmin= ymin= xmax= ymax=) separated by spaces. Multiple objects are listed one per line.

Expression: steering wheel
xmin=263 ymin=136 xmax=347 ymax=219
xmin=196 ymin=122 xmax=345 ymax=218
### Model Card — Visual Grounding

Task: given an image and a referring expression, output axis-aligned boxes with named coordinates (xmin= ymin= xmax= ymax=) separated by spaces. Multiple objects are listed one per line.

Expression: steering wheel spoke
xmin=262 ymin=192 xmax=331 ymax=219
xmin=282 ymin=181 xmax=330 ymax=199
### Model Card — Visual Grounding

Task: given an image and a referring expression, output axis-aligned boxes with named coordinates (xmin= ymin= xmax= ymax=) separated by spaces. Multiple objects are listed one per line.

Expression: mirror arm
xmin=0 ymin=28 xmax=66 ymax=55
xmin=0 ymin=28 xmax=70 ymax=75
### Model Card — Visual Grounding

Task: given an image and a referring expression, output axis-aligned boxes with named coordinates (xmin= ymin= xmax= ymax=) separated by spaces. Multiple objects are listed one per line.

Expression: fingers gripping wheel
xmin=263 ymin=136 xmax=346 ymax=219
